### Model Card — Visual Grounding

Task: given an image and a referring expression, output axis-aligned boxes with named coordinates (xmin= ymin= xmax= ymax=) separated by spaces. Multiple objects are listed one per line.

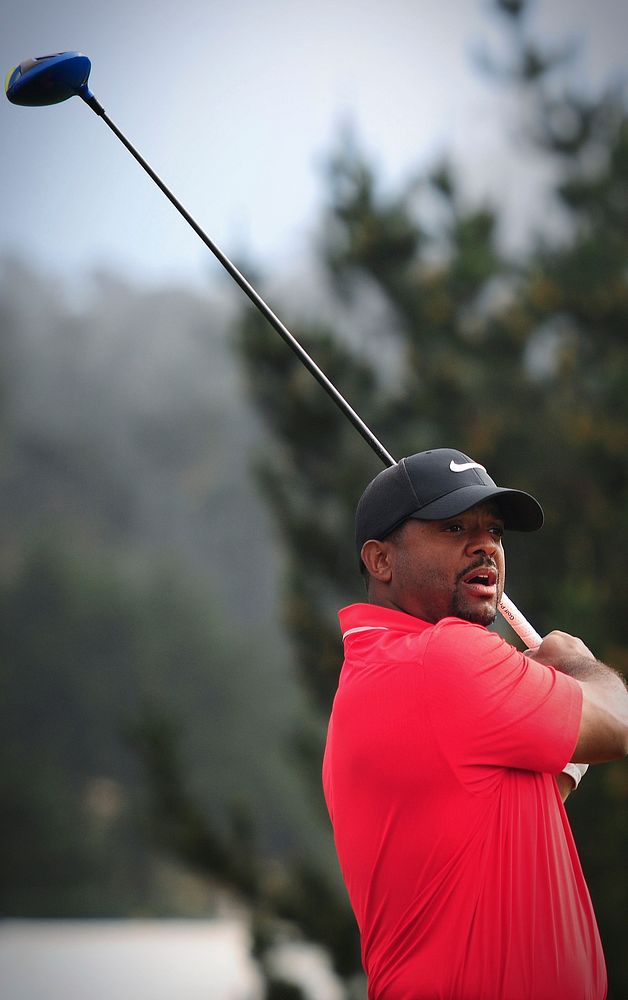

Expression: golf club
xmin=5 ymin=52 xmax=543 ymax=648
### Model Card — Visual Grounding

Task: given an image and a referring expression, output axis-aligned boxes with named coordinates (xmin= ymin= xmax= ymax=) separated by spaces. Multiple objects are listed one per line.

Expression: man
xmin=322 ymin=448 xmax=628 ymax=1000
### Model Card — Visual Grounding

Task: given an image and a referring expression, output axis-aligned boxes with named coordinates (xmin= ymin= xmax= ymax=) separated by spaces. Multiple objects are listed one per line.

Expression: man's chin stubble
xmin=452 ymin=594 xmax=498 ymax=627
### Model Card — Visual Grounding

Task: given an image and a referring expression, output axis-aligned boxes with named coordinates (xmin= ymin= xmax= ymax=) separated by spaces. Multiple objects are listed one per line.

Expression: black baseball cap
xmin=356 ymin=448 xmax=543 ymax=558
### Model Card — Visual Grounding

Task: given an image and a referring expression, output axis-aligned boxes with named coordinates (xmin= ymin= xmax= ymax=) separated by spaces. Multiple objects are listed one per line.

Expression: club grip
xmin=498 ymin=593 xmax=543 ymax=648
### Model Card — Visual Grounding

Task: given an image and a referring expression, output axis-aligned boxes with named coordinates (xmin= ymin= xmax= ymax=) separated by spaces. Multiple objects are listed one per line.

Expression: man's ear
xmin=361 ymin=539 xmax=394 ymax=583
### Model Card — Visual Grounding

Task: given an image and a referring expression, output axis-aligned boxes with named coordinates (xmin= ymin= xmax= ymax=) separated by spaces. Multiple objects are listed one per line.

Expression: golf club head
xmin=5 ymin=52 xmax=92 ymax=107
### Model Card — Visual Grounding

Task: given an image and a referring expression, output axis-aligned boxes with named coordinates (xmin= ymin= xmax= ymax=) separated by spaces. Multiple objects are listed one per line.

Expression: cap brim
xmin=409 ymin=485 xmax=543 ymax=531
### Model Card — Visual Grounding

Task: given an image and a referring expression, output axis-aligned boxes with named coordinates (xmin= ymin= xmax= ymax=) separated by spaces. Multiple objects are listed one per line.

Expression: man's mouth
xmin=459 ymin=565 xmax=498 ymax=599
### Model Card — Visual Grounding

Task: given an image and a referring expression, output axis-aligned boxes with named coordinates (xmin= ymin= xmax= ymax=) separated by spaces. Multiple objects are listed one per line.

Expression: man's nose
xmin=466 ymin=529 xmax=499 ymax=557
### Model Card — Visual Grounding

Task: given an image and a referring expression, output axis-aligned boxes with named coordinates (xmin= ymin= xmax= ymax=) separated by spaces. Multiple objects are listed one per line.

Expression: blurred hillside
xmin=0 ymin=261 xmax=281 ymax=618
xmin=0 ymin=259 xmax=323 ymax=916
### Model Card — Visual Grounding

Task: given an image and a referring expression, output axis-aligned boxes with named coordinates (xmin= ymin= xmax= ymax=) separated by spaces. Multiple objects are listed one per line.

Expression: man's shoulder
xmin=338 ymin=602 xmax=429 ymax=638
xmin=340 ymin=602 xmax=504 ymax=633
xmin=339 ymin=604 xmax=515 ymax=659
xmin=428 ymin=616 xmax=516 ymax=660
xmin=432 ymin=616 xmax=499 ymax=641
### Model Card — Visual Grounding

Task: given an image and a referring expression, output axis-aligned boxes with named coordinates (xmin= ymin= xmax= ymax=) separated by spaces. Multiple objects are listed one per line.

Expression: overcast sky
xmin=2 ymin=0 xmax=627 ymax=291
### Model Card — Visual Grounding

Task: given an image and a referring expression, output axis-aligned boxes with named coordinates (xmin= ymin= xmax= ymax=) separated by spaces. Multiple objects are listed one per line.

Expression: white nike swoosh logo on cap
xmin=449 ymin=460 xmax=486 ymax=473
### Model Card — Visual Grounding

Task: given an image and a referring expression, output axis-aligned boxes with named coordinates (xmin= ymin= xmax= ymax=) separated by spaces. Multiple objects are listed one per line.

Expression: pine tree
xmin=231 ymin=1 xmax=628 ymax=993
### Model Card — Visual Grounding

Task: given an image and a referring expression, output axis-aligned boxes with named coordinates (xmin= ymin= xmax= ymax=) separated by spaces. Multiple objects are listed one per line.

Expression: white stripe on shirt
xmin=342 ymin=626 xmax=390 ymax=641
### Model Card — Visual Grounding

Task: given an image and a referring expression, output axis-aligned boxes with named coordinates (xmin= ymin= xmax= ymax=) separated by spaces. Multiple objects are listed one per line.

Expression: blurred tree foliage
xmin=0 ymin=269 xmax=316 ymax=924
xmin=212 ymin=0 xmax=627 ymax=995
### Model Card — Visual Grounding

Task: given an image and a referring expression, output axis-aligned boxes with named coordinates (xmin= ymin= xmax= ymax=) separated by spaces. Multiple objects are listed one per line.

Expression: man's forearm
xmin=562 ymin=660 xmax=628 ymax=763
xmin=556 ymin=654 xmax=627 ymax=689
xmin=528 ymin=633 xmax=628 ymax=763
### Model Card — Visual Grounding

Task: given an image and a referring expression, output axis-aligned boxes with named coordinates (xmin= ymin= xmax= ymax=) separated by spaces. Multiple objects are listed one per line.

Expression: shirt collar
xmin=338 ymin=603 xmax=432 ymax=640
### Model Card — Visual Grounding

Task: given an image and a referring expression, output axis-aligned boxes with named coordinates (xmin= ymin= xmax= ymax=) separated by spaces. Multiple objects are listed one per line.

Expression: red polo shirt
xmin=322 ymin=604 xmax=606 ymax=1000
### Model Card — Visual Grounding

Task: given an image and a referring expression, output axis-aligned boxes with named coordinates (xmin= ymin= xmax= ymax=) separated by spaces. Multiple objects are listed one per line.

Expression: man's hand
xmin=526 ymin=630 xmax=596 ymax=669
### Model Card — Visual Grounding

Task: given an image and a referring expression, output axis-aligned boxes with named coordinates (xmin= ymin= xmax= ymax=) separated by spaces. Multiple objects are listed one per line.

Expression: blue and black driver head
xmin=5 ymin=52 xmax=93 ymax=106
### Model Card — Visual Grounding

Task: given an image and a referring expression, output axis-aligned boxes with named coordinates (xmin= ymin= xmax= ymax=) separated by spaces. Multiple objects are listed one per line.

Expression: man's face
xmin=382 ymin=501 xmax=506 ymax=626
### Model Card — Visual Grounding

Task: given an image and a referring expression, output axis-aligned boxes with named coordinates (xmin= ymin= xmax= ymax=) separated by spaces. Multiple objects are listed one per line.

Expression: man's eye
xmin=444 ymin=523 xmax=463 ymax=532
xmin=490 ymin=525 xmax=505 ymax=538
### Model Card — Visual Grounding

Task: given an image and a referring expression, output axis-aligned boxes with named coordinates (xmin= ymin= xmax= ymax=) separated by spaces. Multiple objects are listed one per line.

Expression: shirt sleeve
xmin=422 ymin=619 xmax=583 ymax=779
